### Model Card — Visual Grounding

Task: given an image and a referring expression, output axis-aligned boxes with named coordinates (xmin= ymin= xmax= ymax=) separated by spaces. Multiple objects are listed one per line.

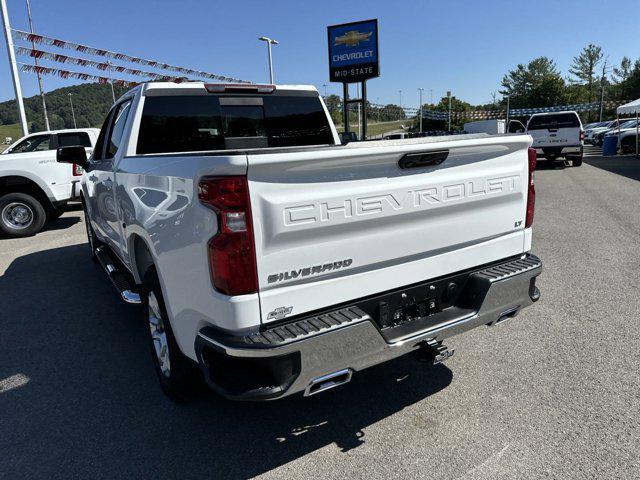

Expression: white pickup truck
xmin=526 ymin=111 xmax=584 ymax=166
xmin=0 ymin=128 xmax=99 ymax=237
xmin=57 ymin=82 xmax=542 ymax=402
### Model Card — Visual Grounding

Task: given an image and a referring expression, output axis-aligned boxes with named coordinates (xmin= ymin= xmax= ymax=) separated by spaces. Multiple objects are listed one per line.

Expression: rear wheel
xmin=0 ymin=192 xmax=47 ymax=238
xmin=571 ymin=156 xmax=583 ymax=167
xmin=143 ymin=268 xmax=203 ymax=402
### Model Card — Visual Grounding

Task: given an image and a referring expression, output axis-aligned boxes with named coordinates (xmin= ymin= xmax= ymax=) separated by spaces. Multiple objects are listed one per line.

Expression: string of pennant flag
xmin=18 ymin=63 xmax=141 ymax=86
xmin=15 ymin=47 xmax=191 ymax=82
xmin=12 ymin=29 xmax=250 ymax=83
xmin=17 ymin=62 xmax=212 ymax=87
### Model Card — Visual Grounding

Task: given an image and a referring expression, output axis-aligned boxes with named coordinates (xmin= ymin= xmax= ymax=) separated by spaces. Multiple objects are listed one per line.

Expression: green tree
xmin=500 ymin=57 xmax=566 ymax=108
xmin=0 ymin=83 xmax=128 ymax=132
xmin=323 ymin=94 xmax=342 ymax=125
xmin=569 ymin=44 xmax=603 ymax=105
xmin=613 ymin=57 xmax=633 ymax=83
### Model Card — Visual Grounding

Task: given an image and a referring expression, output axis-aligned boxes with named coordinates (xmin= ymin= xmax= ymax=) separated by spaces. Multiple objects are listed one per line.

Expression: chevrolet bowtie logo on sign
xmin=333 ymin=30 xmax=373 ymax=47
xmin=327 ymin=19 xmax=379 ymax=83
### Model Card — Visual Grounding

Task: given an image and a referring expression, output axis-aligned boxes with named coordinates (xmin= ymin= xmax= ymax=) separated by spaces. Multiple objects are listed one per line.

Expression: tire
xmin=0 ymin=192 xmax=47 ymax=238
xmin=142 ymin=268 xmax=203 ymax=402
xmin=571 ymin=156 xmax=583 ymax=167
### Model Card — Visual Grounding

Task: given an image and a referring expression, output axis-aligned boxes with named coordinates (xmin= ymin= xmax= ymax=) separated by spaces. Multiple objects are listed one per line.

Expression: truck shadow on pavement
xmin=0 ymin=243 xmax=453 ymax=479
xmin=584 ymin=155 xmax=640 ymax=182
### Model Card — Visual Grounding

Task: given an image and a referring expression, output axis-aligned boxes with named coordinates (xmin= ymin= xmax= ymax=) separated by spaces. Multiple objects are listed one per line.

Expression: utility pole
xmin=418 ymin=88 xmax=424 ymax=133
xmin=447 ymin=91 xmax=452 ymax=132
xmin=322 ymin=84 xmax=327 ymax=98
xmin=398 ymin=89 xmax=402 ymax=109
xmin=599 ymin=57 xmax=609 ymax=122
xmin=68 ymin=93 xmax=76 ymax=128
xmin=25 ymin=0 xmax=49 ymax=130
xmin=1 ymin=0 xmax=29 ymax=136
xmin=258 ymin=36 xmax=278 ymax=83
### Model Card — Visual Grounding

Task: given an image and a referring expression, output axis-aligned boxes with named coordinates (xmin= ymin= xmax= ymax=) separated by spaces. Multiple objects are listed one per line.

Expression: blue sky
xmin=1 ymin=0 xmax=639 ymax=107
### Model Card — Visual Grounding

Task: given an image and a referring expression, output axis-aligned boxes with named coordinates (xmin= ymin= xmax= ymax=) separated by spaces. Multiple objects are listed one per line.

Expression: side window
xmin=57 ymin=132 xmax=92 ymax=148
xmin=105 ymin=100 xmax=133 ymax=160
xmin=93 ymin=110 xmax=114 ymax=161
xmin=10 ymin=135 xmax=52 ymax=153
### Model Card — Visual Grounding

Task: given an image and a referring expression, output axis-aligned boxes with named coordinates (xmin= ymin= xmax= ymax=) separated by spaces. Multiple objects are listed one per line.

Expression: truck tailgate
xmin=247 ymin=135 xmax=532 ymax=324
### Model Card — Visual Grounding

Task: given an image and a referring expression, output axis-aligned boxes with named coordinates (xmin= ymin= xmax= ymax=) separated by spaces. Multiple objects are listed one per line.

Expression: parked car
xmin=383 ymin=132 xmax=409 ymax=139
xmin=507 ymin=120 xmax=526 ymax=133
xmin=526 ymin=111 xmax=583 ymax=166
xmin=594 ymin=119 xmax=639 ymax=147
xmin=617 ymin=129 xmax=639 ymax=154
xmin=463 ymin=120 xmax=506 ymax=135
xmin=58 ymin=82 xmax=541 ymax=402
xmin=0 ymin=128 xmax=99 ymax=237
xmin=584 ymin=120 xmax=616 ymax=144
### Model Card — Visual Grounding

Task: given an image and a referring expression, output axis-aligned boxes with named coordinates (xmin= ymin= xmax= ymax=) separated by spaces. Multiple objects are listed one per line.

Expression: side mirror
xmin=57 ymin=146 xmax=88 ymax=170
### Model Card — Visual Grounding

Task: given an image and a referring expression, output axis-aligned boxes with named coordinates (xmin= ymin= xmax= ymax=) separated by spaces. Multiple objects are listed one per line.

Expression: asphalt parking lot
xmin=1 ymin=149 xmax=639 ymax=479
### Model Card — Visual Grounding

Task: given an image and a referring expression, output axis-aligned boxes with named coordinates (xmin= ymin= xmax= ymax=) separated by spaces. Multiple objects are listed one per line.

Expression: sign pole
xmin=343 ymin=82 xmax=350 ymax=135
xmin=328 ymin=19 xmax=379 ymax=141
xmin=361 ymin=81 xmax=367 ymax=140
xmin=1 ymin=0 xmax=29 ymax=136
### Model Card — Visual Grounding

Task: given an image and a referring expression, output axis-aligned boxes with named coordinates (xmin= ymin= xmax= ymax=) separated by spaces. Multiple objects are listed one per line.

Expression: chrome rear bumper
xmin=195 ymin=254 xmax=542 ymax=400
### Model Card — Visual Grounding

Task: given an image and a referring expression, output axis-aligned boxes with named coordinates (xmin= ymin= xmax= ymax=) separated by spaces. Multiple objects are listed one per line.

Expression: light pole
xmin=322 ymin=84 xmax=328 ymax=98
xmin=418 ymin=88 xmax=424 ymax=133
xmin=1 ymin=0 xmax=28 ymax=136
xmin=398 ymin=89 xmax=402 ymax=108
xmin=447 ymin=91 xmax=452 ymax=132
xmin=26 ymin=0 xmax=49 ymax=131
xmin=68 ymin=93 xmax=76 ymax=128
xmin=258 ymin=36 xmax=278 ymax=84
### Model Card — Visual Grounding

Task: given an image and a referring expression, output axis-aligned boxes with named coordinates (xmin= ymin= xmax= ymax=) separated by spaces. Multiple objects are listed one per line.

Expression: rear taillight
xmin=579 ymin=131 xmax=585 ymax=141
xmin=198 ymin=176 xmax=258 ymax=296
xmin=525 ymin=147 xmax=536 ymax=228
xmin=72 ymin=163 xmax=83 ymax=176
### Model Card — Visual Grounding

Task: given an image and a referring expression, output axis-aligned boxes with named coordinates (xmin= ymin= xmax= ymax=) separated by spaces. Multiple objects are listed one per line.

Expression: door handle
xmin=398 ymin=150 xmax=449 ymax=169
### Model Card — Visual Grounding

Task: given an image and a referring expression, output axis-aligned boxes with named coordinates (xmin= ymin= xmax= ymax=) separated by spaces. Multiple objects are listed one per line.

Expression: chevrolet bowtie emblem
xmin=334 ymin=30 xmax=373 ymax=47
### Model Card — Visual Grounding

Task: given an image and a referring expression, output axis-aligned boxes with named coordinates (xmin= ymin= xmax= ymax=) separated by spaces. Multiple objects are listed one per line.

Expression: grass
xmin=0 ymin=124 xmax=23 ymax=152
xmin=336 ymin=120 xmax=407 ymax=138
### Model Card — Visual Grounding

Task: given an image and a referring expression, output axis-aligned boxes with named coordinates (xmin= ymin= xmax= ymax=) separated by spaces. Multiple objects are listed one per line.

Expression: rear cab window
xmin=57 ymin=132 xmax=92 ymax=148
xmin=136 ymin=93 xmax=334 ymax=154
xmin=527 ymin=113 xmax=581 ymax=130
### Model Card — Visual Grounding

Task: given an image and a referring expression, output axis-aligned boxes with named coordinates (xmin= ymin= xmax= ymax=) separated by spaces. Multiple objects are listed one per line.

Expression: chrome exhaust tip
xmin=304 ymin=369 xmax=352 ymax=396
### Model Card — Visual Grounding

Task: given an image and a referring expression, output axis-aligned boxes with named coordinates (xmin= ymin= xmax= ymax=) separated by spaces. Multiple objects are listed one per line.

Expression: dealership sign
xmin=327 ymin=19 xmax=379 ymax=83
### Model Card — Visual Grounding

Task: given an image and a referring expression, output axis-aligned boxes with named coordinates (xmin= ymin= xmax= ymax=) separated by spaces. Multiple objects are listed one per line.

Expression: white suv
xmin=526 ymin=111 xmax=584 ymax=166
